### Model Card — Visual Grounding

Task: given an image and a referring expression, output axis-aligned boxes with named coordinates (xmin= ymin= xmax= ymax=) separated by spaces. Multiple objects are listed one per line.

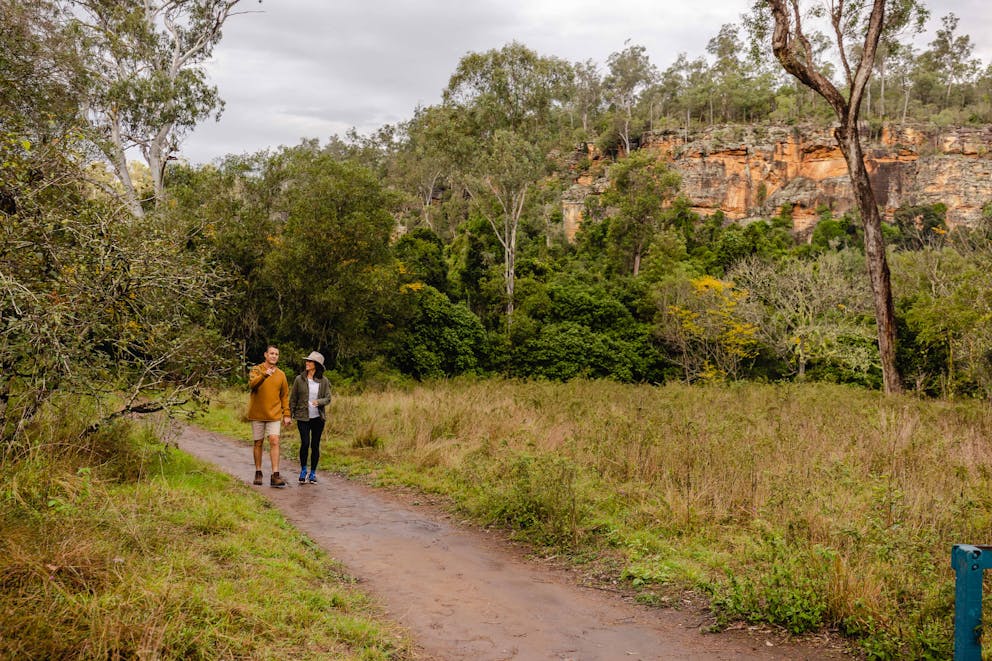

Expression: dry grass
xmin=258 ymin=377 xmax=992 ymax=659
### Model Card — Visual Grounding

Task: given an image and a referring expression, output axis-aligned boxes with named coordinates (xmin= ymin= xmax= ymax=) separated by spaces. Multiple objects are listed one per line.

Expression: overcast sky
xmin=180 ymin=0 xmax=992 ymax=164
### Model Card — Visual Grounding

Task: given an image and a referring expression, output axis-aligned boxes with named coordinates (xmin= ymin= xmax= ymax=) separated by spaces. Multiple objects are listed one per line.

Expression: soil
xmin=174 ymin=424 xmax=851 ymax=661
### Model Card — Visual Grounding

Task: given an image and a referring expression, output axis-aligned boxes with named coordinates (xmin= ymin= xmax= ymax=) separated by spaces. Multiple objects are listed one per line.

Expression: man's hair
xmin=265 ymin=344 xmax=278 ymax=353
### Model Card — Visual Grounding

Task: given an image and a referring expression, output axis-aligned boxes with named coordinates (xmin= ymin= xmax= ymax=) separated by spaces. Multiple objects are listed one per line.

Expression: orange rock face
xmin=563 ymin=123 xmax=992 ymax=241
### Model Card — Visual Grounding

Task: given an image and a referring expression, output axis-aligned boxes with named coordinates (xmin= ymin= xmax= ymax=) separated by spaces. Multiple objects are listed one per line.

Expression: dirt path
xmin=174 ymin=425 xmax=847 ymax=660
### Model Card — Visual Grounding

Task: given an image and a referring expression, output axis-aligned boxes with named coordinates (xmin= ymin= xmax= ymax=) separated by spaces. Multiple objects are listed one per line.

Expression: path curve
xmin=174 ymin=425 xmax=846 ymax=661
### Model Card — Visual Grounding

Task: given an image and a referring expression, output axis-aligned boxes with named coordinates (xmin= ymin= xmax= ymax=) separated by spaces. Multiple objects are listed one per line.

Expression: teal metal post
xmin=952 ymin=544 xmax=992 ymax=660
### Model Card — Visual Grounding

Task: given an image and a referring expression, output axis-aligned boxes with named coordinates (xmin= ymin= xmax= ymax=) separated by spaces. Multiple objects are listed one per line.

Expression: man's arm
xmin=248 ymin=365 xmax=268 ymax=392
xmin=280 ymin=374 xmax=291 ymax=423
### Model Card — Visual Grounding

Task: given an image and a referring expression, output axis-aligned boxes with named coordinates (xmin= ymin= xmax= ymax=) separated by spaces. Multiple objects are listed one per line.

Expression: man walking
xmin=247 ymin=345 xmax=291 ymax=487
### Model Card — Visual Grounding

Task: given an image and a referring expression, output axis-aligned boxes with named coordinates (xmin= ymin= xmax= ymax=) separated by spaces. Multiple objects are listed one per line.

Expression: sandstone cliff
xmin=562 ymin=123 xmax=992 ymax=241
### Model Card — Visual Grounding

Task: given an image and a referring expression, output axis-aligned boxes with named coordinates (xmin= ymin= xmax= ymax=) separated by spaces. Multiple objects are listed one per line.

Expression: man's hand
xmin=283 ymin=416 xmax=291 ymax=426
xmin=265 ymin=367 xmax=275 ymax=376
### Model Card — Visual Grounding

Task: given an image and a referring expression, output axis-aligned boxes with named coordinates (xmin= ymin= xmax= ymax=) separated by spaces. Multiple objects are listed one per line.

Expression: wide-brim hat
xmin=303 ymin=351 xmax=325 ymax=367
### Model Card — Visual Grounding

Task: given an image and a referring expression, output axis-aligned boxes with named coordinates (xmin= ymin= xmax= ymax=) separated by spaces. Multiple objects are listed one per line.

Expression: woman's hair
xmin=305 ymin=360 xmax=325 ymax=380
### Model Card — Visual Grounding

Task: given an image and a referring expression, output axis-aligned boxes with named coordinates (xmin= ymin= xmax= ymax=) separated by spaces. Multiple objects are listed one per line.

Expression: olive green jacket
xmin=289 ymin=374 xmax=332 ymax=421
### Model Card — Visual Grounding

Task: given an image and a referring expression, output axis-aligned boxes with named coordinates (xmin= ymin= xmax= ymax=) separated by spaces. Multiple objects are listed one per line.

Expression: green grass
xmin=0 ymin=415 xmax=411 ymax=660
xmin=199 ymin=379 xmax=992 ymax=659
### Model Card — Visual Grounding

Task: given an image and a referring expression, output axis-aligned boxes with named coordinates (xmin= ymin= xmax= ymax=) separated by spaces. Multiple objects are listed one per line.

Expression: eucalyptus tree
xmin=706 ymin=23 xmax=778 ymax=123
xmin=886 ymin=41 xmax=918 ymax=121
xmin=863 ymin=2 xmax=928 ymax=118
xmin=604 ymin=42 xmax=658 ymax=154
xmin=652 ymin=54 xmax=689 ymax=126
xmin=70 ymin=0 xmax=252 ymax=217
xmin=601 ymin=150 xmax=681 ymax=276
xmin=918 ymin=13 xmax=981 ymax=108
xmin=442 ymin=42 xmax=573 ymax=322
xmin=706 ymin=24 xmax=745 ymax=122
xmin=753 ymin=0 xmax=926 ymax=394
xmin=571 ymin=59 xmax=604 ymax=135
xmin=680 ymin=55 xmax=716 ymax=127
xmin=392 ymin=105 xmax=466 ymax=233
xmin=656 ymin=53 xmax=712 ymax=131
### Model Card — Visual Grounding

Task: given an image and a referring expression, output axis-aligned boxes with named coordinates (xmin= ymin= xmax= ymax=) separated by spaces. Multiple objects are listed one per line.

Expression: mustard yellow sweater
xmin=246 ymin=363 xmax=290 ymax=421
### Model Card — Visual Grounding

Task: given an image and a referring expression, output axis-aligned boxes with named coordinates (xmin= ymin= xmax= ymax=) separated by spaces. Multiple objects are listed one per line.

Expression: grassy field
xmin=0 ymin=408 xmax=412 ymax=660
xmin=202 ymin=378 xmax=992 ymax=659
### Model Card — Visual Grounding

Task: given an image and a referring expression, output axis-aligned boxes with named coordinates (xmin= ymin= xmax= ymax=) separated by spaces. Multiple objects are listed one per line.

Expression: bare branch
xmin=848 ymin=0 xmax=886 ymax=119
xmin=770 ymin=0 xmax=848 ymax=116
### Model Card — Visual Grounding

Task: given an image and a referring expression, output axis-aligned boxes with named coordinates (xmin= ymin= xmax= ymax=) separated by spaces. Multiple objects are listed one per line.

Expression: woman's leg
xmin=309 ymin=417 xmax=325 ymax=472
xmin=297 ymin=420 xmax=311 ymax=469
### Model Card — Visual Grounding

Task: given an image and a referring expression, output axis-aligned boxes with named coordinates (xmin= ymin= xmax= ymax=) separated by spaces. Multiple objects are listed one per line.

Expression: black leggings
xmin=297 ymin=417 xmax=325 ymax=471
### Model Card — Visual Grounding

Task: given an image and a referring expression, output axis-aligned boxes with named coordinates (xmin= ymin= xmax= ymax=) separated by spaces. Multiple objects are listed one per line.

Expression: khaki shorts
xmin=251 ymin=420 xmax=282 ymax=440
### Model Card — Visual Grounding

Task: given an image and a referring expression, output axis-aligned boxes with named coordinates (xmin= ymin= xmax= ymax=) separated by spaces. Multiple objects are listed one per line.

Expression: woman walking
xmin=289 ymin=351 xmax=332 ymax=484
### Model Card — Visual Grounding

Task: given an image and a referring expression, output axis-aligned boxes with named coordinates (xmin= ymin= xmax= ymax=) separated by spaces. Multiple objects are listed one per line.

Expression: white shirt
xmin=307 ymin=378 xmax=320 ymax=419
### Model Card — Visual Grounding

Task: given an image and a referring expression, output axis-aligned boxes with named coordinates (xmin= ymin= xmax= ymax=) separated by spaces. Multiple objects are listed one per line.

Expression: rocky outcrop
xmin=562 ymin=123 xmax=992 ymax=240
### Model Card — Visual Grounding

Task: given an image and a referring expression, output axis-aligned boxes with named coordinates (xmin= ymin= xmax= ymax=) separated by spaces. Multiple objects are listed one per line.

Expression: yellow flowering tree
xmin=655 ymin=275 xmax=759 ymax=382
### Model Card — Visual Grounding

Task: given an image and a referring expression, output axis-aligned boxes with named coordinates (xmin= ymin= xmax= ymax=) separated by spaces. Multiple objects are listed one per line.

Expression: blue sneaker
xmin=308 ymin=471 xmax=317 ymax=484
xmin=298 ymin=467 xmax=308 ymax=484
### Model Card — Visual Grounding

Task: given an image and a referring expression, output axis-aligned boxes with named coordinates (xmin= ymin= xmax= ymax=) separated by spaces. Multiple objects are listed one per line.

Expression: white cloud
xmin=181 ymin=0 xmax=992 ymax=164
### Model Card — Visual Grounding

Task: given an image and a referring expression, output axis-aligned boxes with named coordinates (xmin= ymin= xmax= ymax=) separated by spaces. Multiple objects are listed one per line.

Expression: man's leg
xmin=253 ymin=438 xmax=264 ymax=470
xmin=268 ymin=433 xmax=281 ymax=474
xmin=251 ymin=421 xmax=265 ymax=485
xmin=268 ymin=431 xmax=287 ymax=487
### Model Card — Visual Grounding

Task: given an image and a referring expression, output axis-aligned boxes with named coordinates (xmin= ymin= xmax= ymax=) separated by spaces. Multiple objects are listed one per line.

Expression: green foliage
xmin=443 ymin=41 xmax=573 ymax=137
xmin=892 ymin=203 xmax=948 ymax=249
xmin=447 ymin=216 xmax=502 ymax=321
xmin=2 ymin=138 xmax=231 ymax=453
xmin=183 ymin=144 xmax=402 ymax=367
xmin=604 ymin=43 xmax=658 ymax=153
xmin=262 ymin=148 xmax=398 ymax=358
xmin=528 ymin=280 xmax=635 ymax=331
xmin=714 ymin=536 xmax=830 ymax=634
xmin=510 ymin=321 xmax=645 ymax=381
xmin=464 ymin=450 xmax=587 ymax=547
xmin=387 ymin=286 xmax=487 ymax=379
xmin=809 ymin=212 xmax=862 ymax=253
xmin=891 ymin=246 xmax=992 ymax=397
xmin=600 ymin=150 xmax=681 ymax=275
xmin=509 ymin=279 xmax=665 ymax=381
xmin=394 ymin=227 xmax=450 ymax=293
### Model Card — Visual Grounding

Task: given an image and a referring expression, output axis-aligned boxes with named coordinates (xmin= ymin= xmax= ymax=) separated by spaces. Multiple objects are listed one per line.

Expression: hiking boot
xmin=253 ymin=470 xmax=263 ymax=486
xmin=308 ymin=471 xmax=317 ymax=484
xmin=299 ymin=467 xmax=308 ymax=484
xmin=270 ymin=472 xmax=287 ymax=488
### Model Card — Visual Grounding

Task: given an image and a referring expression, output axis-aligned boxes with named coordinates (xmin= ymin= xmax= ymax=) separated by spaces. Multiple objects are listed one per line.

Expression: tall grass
xmin=204 ymin=379 xmax=992 ymax=659
xmin=0 ymin=400 xmax=411 ymax=660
